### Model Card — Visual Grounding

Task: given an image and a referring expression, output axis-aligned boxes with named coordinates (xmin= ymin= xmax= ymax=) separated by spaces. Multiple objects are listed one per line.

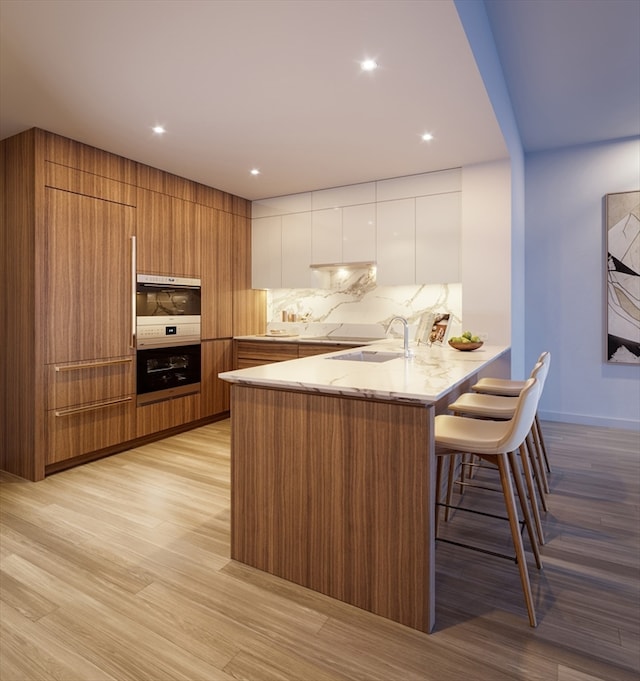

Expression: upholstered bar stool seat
xmin=434 ymin=376 xmax=543 ymax=627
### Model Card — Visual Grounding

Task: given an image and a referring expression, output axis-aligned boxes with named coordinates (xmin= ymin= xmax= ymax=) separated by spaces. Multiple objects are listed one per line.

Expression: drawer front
xmin=297 ymin=343 xmax=358 ymax=357
xmin=47 ymin=357 xmax=135 ymax=410
xmin=235 ymin=340 xmax=298 ymax=364
xmin=47 ymin=397 xmax=135 ymax=465
xmin=136 ymin=393 xmax=201 ymax=438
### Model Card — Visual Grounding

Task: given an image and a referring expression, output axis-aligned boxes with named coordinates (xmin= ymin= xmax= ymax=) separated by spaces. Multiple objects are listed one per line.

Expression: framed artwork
xmin=605 ymin=190 xmax=639 ymax=364
xmin=428 ymin=313 xmax=451 ymax=345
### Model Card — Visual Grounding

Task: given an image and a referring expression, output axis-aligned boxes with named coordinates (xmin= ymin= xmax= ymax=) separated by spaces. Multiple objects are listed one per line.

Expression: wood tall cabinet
xmin=1 ymin=127 xmax=264 ymax=481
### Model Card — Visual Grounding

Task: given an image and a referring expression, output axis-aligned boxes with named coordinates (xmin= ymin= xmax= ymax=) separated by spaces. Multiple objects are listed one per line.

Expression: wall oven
xmin=136 ymin=343 xmax=201 ymax=405
xmin=136 ymin=274 xmax=201 ymax=348
xmin=135 ymin=274 xmax=202 ymax=405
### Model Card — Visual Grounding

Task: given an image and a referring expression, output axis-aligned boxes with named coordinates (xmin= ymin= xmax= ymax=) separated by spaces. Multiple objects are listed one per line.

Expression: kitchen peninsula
xmin=220 ymin=341 xmax=509 ymax=634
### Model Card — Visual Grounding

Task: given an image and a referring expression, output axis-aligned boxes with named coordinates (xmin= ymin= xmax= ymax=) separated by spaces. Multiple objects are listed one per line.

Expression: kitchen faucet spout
xmin=386 ymin=316 xmax=413 ymax=358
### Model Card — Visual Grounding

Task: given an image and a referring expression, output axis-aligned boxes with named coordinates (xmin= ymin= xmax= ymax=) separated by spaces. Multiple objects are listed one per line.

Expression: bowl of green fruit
xmin=448 ymin=331 xmax=483 ymax=351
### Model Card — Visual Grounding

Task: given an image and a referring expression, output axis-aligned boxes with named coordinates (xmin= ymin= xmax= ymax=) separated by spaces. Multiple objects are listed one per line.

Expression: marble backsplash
xmin=266 ymin=268 xmax=462 ymax=341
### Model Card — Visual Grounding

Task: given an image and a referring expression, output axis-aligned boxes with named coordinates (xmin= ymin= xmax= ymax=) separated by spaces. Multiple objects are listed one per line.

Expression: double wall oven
xmin=135 ymin=274 xmax=202 ymax=405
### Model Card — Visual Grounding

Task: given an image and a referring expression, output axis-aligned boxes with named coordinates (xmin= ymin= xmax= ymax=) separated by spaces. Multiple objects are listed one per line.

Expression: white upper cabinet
xmin=252 ymin=169 xmax=461 ymax=288
xmin=252 ymin=216 xmax=282 ymax=289
xmin=311 ymin=208 xmax=342 ymax=264
xmin=376 ymin=199 xmax=416 ymax=286
xmin=343 ymin=203 xmax=376 ymax=263
xmin=312 ymin=182 xmax=375 ymax=210
xmin=281 ymin=212 xmax=316 ymax=288
xmin=416 ymin=192 xmax=461 ymax=283
xmin=252 ymin=192 xmax=311 ymax=218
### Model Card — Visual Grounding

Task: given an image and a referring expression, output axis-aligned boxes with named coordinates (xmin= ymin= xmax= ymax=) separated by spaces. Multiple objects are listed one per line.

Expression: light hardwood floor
xmin=1 ymin=419 xmax=638 ymax=681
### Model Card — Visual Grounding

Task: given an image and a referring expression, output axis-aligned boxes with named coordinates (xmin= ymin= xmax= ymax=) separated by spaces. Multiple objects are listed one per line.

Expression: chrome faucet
xmin=386 ymin=316 xmax=412 ymax=358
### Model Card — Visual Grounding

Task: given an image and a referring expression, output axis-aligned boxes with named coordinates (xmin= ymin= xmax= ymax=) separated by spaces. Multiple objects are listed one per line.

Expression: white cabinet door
xmin=281 ymin=212 xmax=314 ymax=288
xmin=311 ymin=208 xmax=342 ymax=264
xmin=376 ymin=199 xmax=415 ymax=285
xmin=342 ymin=203 xmax=376 ymax=263
xmin=252 ymin=216 xmax=281 ymax=289
xmin=415 ymin=192 xmax=461 ymax=284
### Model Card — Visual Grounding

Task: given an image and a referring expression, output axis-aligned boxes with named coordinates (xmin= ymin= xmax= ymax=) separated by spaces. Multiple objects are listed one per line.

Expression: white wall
xmin=461 ymin=160 xmax=512 ymax=347
xmin=525 ymin=137 xmax=640 ymax=429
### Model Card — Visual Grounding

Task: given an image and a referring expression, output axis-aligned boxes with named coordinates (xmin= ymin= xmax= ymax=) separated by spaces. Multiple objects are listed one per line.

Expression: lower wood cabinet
xmin=46 ymin=356 xmax=136 ymax=465
xmin=47 ymin=397 xmax=135 ymax=465
xmin=234 ymin=339 xmax=359 ymax=368
xmin=200 ymin=339 xmax=233 ymax=418
xmin=136 ymin=393 xmax=201 ymax=439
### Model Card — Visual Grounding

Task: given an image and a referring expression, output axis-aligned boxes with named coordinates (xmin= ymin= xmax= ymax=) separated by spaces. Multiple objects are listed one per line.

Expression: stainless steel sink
xmin=326 ymin=350 xmax=403 ymax=363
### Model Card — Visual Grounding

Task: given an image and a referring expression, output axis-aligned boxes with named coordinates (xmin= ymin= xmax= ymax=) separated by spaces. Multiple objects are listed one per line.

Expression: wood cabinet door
xmin=199 ymin=205 xmax=232 ymax=339
xmin=45 ymin=188 xmax=135 ymax=364
xmin=200 ymin=339 xmax=232 ymax=417
xmin=171 ymin=197 xmax=200 ymax=277
xmin=136 ymin=187 xmax=172 ymax=274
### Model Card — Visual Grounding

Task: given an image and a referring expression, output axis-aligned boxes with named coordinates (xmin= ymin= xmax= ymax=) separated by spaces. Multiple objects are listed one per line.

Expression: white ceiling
xmin=1 ymin=0 xmax=638 ymax=201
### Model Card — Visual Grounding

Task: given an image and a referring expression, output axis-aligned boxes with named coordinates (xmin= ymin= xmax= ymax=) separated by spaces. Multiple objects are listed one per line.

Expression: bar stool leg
xmin=527 ymin=432 xmax=550 ymax=503
xmin=506 ymin=450 xmax=542 ymax=568
xmin=444 ymin=455 xmax=459 ymax=521
xmin=517 ymin=443 xmax=545 ymax=547
xmin=534 ymin=414 xmax=552 ymax=474
xmin=496 ymin=453 xmax=538 ymax=627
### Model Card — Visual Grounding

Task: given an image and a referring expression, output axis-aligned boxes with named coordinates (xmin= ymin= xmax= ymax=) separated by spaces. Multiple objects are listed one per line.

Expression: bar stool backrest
xmin=497 ymin=377 xmax=541 ymax=453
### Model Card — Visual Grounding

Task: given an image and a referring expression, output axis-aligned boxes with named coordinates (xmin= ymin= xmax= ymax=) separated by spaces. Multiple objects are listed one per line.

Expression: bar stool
xmin=434 ymin=377 xmax=542 ymax=627
xmin=473 ymin=351 xmax=552 ymax=475
xmin=445 ymin=359 xmax=550 ymax=549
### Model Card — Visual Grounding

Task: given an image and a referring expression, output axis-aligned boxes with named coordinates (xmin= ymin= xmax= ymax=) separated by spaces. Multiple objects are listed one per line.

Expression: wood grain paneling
xmin=44 ymin=130 xmax=137 ymax=184
xmin=232 ymin=215 xmax=266 ymax=336
xmin=136 ymin=187 xmax=172 ymax=274
xmin=44 ymin=188 xmax=135 ymax=364
xmin=46 ymin=398 xmax=135 ymax=465
xmin=199 ymin=205 xmax=233 ymax=339
xmin=45 ymin=162 xmax=136 ymax=205
xmin=200 ymin=340 xmax=232 ymax=417
xmin=136 ymin=163 xmax=197 ymax=202
xmin=1 ymin=130 xmax=40 ymax=480
xmin=47 ymin=357 xmax=135 ymax=410
xmin=297 ymin=343 xmax=359 ymax=357
xmin=234 ymin=340 xmax=298 ymax=365
xmin=136 ymin=393 xmax=201 ymax=438
xmin=231 ymin=385 xmax=436 ymax=633
xmin=171 ymin=197 xmax=200 ymax=277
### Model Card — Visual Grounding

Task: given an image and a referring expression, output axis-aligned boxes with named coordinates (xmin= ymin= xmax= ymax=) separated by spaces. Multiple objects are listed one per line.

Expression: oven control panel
xmin=136 ymin=316 xmax=200 ymax=348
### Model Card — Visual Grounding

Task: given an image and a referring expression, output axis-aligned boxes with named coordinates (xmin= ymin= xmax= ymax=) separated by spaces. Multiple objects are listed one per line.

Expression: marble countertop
xmin=220 ymin=341 xmax=510 ymax=404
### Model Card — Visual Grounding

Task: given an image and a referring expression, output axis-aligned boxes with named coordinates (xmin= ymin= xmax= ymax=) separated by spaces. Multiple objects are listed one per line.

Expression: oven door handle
xmin=130 ymin=235 xmax=137 ymax=349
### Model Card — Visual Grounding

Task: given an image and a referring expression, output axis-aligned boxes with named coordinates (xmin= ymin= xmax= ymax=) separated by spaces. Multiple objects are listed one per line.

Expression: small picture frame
xmin=428 ymin=313 xmax=451 ymax=344
xmin=416 ymin=312 xmax=451 ymax=345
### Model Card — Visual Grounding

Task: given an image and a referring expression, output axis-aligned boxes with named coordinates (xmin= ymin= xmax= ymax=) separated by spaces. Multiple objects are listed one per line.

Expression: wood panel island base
xmin=221 ymin=341 xmax=510 ymax=634
xmin=231 ymin=384 xmax=435 ymax=632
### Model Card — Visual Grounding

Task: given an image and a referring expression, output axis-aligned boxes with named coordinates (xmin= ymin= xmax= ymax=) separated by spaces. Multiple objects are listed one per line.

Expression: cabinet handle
xmin=131 ymin=235 xmax=137 ymax=349
xmin=55 ymin=396 xmax=133 ymax=417
xmin=55 ymin=358 xmax=133 ymax=372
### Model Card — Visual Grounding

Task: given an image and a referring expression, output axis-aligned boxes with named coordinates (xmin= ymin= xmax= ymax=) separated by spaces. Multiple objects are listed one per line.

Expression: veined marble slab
xmin=220 ymin=341 xmax=510 ymax=404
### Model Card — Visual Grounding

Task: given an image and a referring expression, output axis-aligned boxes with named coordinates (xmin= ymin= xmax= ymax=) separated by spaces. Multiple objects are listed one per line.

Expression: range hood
xmin=309 ymin=261 xmax=376 ymax=271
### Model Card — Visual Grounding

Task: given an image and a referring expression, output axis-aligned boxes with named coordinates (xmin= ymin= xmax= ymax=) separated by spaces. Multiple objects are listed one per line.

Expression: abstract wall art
xmin=606 ymin=190 xmax=640 ymax=364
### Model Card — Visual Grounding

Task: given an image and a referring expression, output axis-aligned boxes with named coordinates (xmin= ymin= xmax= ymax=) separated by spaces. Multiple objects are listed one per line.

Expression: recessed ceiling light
xmin=250 ymin=168 xmax=260 ymax=176
xmin=152 ymin=125 xmax=166 ymax=134
xmin=421 ymin=132 xmax=434 ymax=142
xmin=360 ymin=59 xmax=378 ymax=72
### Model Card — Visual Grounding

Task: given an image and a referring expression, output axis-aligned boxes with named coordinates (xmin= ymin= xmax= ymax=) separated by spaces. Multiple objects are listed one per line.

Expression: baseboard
xmin=539 ymin=409 xmax=640 ymax=432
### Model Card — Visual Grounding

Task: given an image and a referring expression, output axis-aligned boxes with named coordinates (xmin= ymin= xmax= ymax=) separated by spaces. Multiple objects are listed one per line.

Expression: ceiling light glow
xmin=360 ymin=59 xmax=378 ymax=72
xmin=421 ymin=132 xmax=434 ymax=142
xmin=250 ymin=168 xmax=260 ymax=176
xmin=152 ymin=125 xmax=166 ymax=134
